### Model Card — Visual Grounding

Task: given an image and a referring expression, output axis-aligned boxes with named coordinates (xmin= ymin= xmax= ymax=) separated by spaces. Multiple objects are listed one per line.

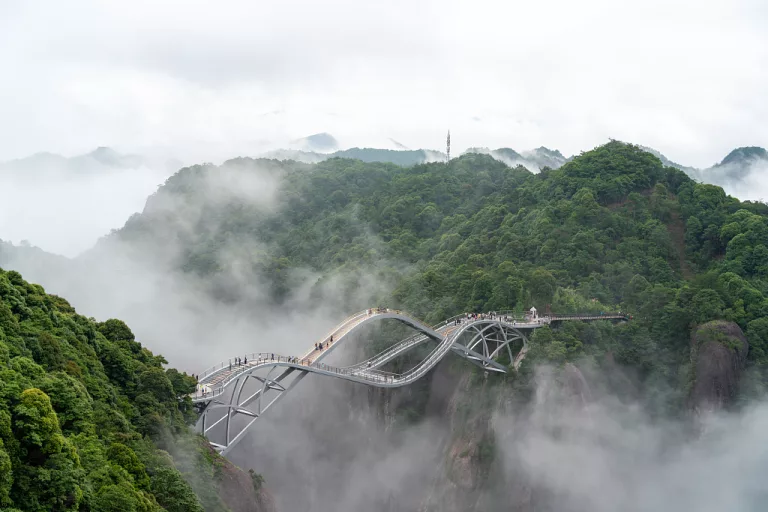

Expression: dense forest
xmin=0 ymin=269 xmax=270 ymax=511
xmin=107 ymin=142 xmax=768 ymax=405
xmin=3 ymin=141 xmax=768 ymax=510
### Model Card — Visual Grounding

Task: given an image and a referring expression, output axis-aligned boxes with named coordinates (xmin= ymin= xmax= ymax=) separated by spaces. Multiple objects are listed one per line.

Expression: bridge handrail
xmin=197 ymin=309 xmax=372 ymax=382
xmin=344 ymin=312 xmax=475 ymax=372
xmin=315 ymin=309 xmax=369 ymax=345
xmin=192 ymin=313 xmax=588 ymax=403
xmin=192 ymin=310 xmax=632 ymax=400
xmin=550 ymin=313 xmax=627 ymax=320
xmin=193 ymin=318 xmax=461 ymax=399
xmin=196 ymin=309 xmax=373 ymax=391
xmin=343 ymin=331 xmax=428 ymax=371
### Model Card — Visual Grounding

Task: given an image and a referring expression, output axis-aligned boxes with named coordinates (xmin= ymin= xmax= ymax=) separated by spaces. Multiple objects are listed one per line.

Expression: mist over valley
xmin=2 ymin=0 xmax=768 ymax=510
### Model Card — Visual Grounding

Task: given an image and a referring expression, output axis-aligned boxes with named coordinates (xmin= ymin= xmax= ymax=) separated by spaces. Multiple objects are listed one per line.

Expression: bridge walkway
xmin=191 ymin=310 xmax=627 ymax=402
xmin=191 ymin=308 xmax=630 ymax=454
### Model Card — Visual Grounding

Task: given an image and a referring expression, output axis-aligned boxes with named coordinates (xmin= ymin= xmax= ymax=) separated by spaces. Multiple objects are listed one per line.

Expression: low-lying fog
xmin=0 ymin=164 xmax=168 ymax=256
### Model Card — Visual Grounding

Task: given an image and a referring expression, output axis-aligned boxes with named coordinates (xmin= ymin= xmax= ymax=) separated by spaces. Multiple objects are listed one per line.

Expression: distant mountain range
xmin=0 ymin=147 xmax=183 ymax=178
xmin=289 ymin=132 xmax=340 ymax=152
xmin=639 ymin=145 xmax=768 ymax=202
xmin=261 ymin=147 xmax=447 ymax=167
xmin=261 ymin=141 xmax=768 ymax=196
xmin=261 ymin=144 xmax=569 ymax=172
xmin=4 ymin=139 xmax=766 ymax=202
xmin=463 ymin=146 xmax=569 ymax=172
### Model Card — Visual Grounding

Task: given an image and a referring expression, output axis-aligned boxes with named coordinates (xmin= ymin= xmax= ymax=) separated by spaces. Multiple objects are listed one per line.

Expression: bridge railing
xmin=193 ymin=315 xmax=544 ymax=399
xmin=194 ymin=313 xmax=552 ymax=392
xmin=191 ymin=309 xmax=634 ymax=403
xmin=314 ymin=309 xmax=369 ymax=344
xmin=197 ymin=310 xmax=369 ymax=384
xmin=550 ymin=313 xmax=627 ymax=320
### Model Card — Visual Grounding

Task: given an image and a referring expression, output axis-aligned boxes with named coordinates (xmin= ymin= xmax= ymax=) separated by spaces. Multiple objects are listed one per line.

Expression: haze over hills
xmin=262 ymin=132 xmax=571 ymax=171
xmin=5 ymin=142 xmax=768 ymax=510
xmin=642 ymin=145 xmax=768 ymax=203
xmin=3 ymin=136 xmax=766 ymax=259
xmin=0 ymin=147 xmax=181 ymax=256
xmin=3 ymin=0 xmax=767 ymax=509
xmin=262 ymin=137 xmax=768 ymax=200
xmin=0 ymin=146 xmax=182 ymax=178
xmin=288 ymin=132 xmax=340 ymax=153
xmin=261 ymin=147 xmax=448 ymax=166
xmin=463 ymin=146 xmax=570 ymax=171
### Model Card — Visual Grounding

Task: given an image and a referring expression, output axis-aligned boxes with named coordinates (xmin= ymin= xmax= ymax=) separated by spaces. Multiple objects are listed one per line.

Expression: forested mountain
xmin=638 ymin=145 xmax=697 ymax=174
xmin=82 ymin=142 xmax=768 ymax=396
xmin=696 ymin=146 xmax=768 ymax=188
xmin=463 ymin=146 xmax=569 ymax=171
xmin=642 ymin=145 xmax=768 ymax=203
xmin=7 ymin=141 xmax=768 ymax=393
xmin=260 ymin=147 xmax=446 ymax=166
xmin=288 ymin=133 xmax=339 ymax=153
xmin=260 ymin=145 xmax=567 ymax=171
xmin=4 ymin=141 xmax=768 ymax=510
xmin=0 ymin=269 xmax=273 ymax=511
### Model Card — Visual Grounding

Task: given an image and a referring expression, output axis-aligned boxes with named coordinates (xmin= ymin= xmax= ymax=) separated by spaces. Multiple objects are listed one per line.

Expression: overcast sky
xmin=1 ymin=0 xmax=767 ymax=167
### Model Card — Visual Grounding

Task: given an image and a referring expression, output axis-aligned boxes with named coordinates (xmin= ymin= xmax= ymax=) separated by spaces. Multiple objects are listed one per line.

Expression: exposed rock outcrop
xmin=202 ymin=443 xmax=277 ymax=512
xmin=689 ymin=320 xmax=749 ymax=414
xmin=561 ymin=363 xmax=593 ymax=408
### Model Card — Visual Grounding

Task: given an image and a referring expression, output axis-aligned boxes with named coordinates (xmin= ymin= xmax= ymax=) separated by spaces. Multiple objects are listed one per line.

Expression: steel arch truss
xmin=196 ymin=365 xmax=308 ymax=455
xmin=455 ymin=321 xmax=528 ymax=371
xmin=192 ymin=314 xmax=531 ymax=456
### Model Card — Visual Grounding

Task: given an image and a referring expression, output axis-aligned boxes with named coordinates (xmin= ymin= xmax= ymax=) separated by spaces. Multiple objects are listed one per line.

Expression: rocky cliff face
xmin=198 ymin=442 xmax=277 ymax=512
xmin=413 ymin=362 xmax=595 ymax=512
xmin=689 ymin=320 xmax=749 ymax=414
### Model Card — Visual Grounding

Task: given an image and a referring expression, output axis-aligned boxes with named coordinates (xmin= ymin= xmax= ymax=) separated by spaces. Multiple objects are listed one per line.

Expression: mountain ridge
xmin=4 ymin=141 xmax=768 ymax=510
xmin=0 ymin=147 xmax=183 ymax=176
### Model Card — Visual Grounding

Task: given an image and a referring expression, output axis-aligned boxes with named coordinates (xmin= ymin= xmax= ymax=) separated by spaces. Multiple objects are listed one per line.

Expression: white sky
xmin=1 ymin=0 xmax=767 ymax=167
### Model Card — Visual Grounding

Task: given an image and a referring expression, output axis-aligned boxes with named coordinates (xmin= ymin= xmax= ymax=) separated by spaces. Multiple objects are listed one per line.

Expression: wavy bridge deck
xmin=190 ymin=309 xmax=628 ymax=455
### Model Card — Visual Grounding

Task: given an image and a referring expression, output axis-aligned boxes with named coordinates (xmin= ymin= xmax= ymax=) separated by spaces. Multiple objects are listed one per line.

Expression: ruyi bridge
xmin=191 ymin=308 xmax=629 ymax=455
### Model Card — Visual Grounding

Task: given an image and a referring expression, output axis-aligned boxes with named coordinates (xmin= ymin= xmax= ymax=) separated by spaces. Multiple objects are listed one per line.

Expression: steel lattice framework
xmin=191 ymin=309 xmax=628 ymax=455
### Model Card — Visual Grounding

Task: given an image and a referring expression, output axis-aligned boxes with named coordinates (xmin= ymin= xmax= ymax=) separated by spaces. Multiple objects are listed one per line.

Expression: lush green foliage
xmin=4 ymin=140 xmax=768 ymax=508
xmin=113 ymin=141 xmax=768 ymax=412
xmin=0 ymin=269 xmax=251 ymax=511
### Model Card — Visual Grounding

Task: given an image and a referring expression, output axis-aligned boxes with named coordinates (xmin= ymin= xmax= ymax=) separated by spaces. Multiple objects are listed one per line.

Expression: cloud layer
xmin=2 ymin=0 xmax=766 ymax=166
xmin=0 ymin=165 xmax=167 ymax=256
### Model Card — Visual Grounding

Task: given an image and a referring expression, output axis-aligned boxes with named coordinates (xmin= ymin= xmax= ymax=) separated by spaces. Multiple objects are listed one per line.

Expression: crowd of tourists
xmin=452 ymin=311 xmax=542 ymax=326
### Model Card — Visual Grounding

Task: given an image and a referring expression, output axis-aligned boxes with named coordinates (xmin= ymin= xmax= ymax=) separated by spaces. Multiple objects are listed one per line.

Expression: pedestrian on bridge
xmin=244 ymin=356 xmax=248 ymax=365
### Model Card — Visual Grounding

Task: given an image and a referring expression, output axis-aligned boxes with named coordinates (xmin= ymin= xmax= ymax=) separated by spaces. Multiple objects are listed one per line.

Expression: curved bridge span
xmin=191 ymin=308 xmax=628 ymax=455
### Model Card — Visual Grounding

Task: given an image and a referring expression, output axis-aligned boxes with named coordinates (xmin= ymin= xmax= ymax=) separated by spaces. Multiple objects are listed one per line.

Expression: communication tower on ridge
xmin=446 ymin=130 xmax=451 ymax=162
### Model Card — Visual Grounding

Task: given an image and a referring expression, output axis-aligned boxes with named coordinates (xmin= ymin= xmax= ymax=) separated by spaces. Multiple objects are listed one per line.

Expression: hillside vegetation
xmin=104 ymin=141 xmax=768 ymax=408
xmin=4 ymin=141 xmax=768 ymax=510
xmin=0 ymin=269 xmax=268 ymax=511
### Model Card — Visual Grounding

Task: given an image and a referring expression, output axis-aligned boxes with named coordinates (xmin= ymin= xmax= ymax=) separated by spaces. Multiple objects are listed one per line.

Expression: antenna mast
xmin=446 ymin=130 xmax=451 ymax=162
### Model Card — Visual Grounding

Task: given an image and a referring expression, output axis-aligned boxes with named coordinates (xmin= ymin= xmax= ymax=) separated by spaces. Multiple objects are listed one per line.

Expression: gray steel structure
xmin=191 ymin=309 xmax=629 ymax=455
xmin=190 ymin=309 xmax=543 ymax=455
